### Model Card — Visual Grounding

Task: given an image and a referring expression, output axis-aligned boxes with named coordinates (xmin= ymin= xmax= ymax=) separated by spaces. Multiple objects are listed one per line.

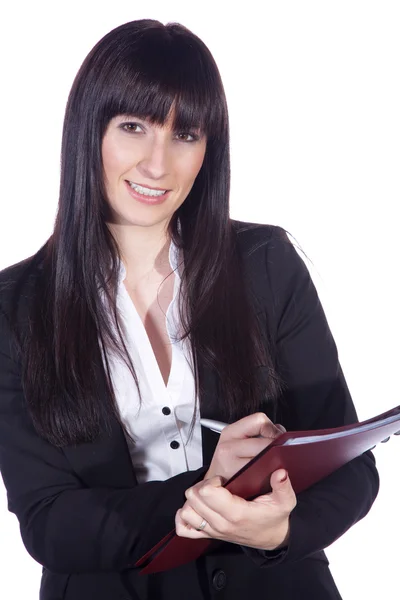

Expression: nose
xmin=136 ymin=135 xmax=170 ymax=181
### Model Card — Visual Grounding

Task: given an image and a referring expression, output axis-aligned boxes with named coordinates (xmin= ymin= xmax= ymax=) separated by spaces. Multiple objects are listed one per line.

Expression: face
xmin=101 ymin=108 xmax=207 ymax=231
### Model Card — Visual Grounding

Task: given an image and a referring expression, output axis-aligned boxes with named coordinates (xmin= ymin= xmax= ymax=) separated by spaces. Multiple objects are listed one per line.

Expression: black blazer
xmin=0 ymin=222 xmax=379 ymax=600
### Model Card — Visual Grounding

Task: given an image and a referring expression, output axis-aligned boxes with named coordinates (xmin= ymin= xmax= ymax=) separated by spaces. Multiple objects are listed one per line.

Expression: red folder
xmin=136 ymin=404 xmax=400 ymax=574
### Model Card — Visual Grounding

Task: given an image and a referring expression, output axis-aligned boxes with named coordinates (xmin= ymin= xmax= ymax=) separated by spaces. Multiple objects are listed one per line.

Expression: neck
xmin=107 ymin=221 xmax=172 ymax=283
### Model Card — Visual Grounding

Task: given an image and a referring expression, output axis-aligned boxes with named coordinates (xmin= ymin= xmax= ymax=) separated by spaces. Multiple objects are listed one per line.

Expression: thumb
xmin=271 ymin=469 xmax=289 ymax=489
xmin=206 ymin=475 xmax=225 ymax=488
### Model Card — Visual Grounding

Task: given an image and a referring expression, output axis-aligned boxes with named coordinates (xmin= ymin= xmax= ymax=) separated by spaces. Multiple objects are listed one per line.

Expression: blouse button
xmin=170 ymin=440 xmax=180 ymax=449
xmin=162 ymin=407 xmax=171 ymax=415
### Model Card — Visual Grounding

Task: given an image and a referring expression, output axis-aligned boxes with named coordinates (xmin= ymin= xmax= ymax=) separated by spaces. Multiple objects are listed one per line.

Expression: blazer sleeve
xmin=0 ymin=302 xmax=208 ymax=574
xmin=242 ymin=225 xmax=379 ymax=567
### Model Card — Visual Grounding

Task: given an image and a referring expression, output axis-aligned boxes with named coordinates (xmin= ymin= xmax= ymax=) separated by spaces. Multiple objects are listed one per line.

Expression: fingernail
xmin=279 ymin=471 xmax=288 ymax=482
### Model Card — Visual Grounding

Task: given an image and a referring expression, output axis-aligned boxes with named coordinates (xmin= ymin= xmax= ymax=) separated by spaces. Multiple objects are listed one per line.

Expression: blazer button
xmin=212 ymin=569 xmax=227 ymax=591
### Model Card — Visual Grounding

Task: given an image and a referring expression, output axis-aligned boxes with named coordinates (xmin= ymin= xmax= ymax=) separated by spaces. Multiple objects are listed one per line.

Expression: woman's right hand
xmin=204 ymin=413 xmax=286 ymax=482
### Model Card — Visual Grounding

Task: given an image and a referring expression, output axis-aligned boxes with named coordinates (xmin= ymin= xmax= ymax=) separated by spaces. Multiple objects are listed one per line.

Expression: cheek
xmin=182 ymin=147 xmax=206 ymax=185
xmin=102 ymin=138 xmax=129 ymax=182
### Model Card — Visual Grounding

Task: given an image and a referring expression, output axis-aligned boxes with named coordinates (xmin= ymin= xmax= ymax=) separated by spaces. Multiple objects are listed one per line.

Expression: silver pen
xmin=200 ymin=418 xmax=229 ymax=434
xmin=200 ymin=418 xmax=264 ymax=438
xmin=200 ymin=418 xmax=286 ymax=439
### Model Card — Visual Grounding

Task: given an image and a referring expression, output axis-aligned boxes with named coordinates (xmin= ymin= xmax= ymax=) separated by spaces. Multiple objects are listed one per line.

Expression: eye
xmin=120 ymin=121 xmax=144 ymax=134
xmin=119 ymin=120 xmax=201 ymax=142
xmin=176 ymin=131 xmax=201 ymax=143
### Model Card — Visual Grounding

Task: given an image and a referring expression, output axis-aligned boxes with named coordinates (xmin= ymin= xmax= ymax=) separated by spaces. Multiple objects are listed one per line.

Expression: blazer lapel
xmin=197 ymin=358 xmax=223 ymax=467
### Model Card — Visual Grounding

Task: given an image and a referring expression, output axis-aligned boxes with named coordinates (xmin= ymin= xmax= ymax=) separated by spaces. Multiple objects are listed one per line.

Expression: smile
xmin=127 ymin=180 xmax=168 ymax=197
xmin=125 ymin=180 xmax=171 ymax=205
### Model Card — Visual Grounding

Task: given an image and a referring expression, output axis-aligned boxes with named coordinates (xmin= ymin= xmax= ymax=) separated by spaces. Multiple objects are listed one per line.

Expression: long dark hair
xmin=5 ymin=19 xmax=284 ymax=447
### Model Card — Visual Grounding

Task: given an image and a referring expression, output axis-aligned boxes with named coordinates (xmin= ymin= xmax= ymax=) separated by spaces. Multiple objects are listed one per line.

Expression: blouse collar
xmin=117 ymin=237 xmax=182 ymax=286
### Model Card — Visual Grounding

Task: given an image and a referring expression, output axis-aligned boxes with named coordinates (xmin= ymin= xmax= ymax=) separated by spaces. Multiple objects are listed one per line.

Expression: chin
xmin=115 ymin=210 xmax=173 ymax=229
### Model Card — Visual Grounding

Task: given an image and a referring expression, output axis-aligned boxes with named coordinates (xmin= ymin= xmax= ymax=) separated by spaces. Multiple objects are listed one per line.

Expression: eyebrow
xmin=117 ymin=114 xmax=204 ymax=133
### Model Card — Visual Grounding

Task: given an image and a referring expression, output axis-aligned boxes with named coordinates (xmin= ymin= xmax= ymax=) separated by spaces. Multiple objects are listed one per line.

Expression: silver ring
xmin=195 ymin=518 xmax=208 ymax=531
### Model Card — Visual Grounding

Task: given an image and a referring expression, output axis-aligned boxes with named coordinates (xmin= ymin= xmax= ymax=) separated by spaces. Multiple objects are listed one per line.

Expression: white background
xmin=0 ymin=1 xmax=399 ymax=598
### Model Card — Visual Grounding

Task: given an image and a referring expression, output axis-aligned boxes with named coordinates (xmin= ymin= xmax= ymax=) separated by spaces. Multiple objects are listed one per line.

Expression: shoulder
xmin=0 ymin=252 xmax=43 ymax=318
xmin=231 ymin=218 xmax=282 ymax=249
xmin=0 ymin=255 xmax=36 ymax=285
xmin=230 ymin=219 xmax=314 ymax=310
xmin=230 ymin=218 xmax=306 ymax=273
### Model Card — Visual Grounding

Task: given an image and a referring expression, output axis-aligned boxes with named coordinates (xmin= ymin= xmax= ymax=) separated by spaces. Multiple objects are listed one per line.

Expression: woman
xmin=0 ymin=18 xmax=379 ymax=600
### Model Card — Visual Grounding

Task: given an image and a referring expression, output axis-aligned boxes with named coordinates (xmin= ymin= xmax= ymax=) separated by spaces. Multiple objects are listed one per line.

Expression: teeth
xmin=128 ymin=181 xmax=167 ymax=197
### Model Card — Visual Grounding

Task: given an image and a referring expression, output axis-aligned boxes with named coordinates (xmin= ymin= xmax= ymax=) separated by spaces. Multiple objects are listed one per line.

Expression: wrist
xmin=266 ymin=519 xmax=290 ymax=551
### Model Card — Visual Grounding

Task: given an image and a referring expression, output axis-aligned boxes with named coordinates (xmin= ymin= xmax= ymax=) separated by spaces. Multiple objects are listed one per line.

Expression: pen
xmin=200 ymin=418 xmax=264 ymax=438
xmin=200 ymin=418 xmax=229 ymax=434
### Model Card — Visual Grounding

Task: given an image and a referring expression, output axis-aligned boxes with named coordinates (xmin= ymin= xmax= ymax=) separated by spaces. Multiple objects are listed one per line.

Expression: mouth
xmin=127 ymin=180 xmax=170 ymax=194
xmin=125 ymin=180 xmax=171 ymax=205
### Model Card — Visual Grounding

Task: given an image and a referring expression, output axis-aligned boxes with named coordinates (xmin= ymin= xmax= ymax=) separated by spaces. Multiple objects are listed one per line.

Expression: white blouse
xmin=101 ymin=240 xmax=203 ymax=483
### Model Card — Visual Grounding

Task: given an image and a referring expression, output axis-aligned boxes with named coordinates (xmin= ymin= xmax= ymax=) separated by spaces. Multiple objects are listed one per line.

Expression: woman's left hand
xmin=175 ymin=469 xmax=297 ymax=551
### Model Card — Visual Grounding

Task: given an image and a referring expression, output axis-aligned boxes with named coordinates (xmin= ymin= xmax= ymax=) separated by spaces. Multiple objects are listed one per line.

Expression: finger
xmin=175 ymin=508 xmax=211 ymax=539
xmin=176 ymin=507 xmax=206 ymax=531
xmin=259 ymin=420 xmax=286 ymax=439
xmin=269 ymin=470 xmax=297 ymax=510
xmin=178 ymin=503 xmax=215 ymax=534
xmin=271 ymin=469 xmax=289 ymax=486
xmin=185 ymin=481 xmax=246 ymax=526
xmin=218 ymin=436 xmax=278 ymax=460
xmin=222 ymin=413 xmax=284 ymax=440
xmin=204 ymin=475 xmax=225 ymax=488
xmin=177 ymin=499 xmax=218 ymax=538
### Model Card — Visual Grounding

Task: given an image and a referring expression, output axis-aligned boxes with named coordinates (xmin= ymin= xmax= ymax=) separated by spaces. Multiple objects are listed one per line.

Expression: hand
xmin=205 ymin=412 xmax=286 ymax=482
xmin=175 ymin=469 xmax=296 ymax=551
